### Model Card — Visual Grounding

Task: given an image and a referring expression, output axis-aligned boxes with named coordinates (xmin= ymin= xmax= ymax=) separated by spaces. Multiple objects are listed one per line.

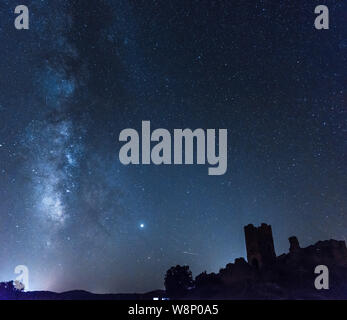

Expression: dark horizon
xmin=2 ymin=222 xmax=347 ymax=300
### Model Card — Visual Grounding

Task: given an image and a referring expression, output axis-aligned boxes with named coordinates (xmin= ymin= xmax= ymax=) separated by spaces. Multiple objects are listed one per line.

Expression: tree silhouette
xmin=164 ymin=265 xmax=194 ymax=297
xmin=0 ymin=281 xmax=24 ymax=299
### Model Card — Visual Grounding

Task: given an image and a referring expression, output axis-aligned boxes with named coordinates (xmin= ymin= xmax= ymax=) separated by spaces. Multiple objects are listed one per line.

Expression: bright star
xmin=140 ymin=223 xmax=145 ymax=229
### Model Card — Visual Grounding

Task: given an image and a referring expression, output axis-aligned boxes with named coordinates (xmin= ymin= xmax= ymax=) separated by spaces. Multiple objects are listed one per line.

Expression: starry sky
xmin=0 ymin=0 xmax=346 ymax=293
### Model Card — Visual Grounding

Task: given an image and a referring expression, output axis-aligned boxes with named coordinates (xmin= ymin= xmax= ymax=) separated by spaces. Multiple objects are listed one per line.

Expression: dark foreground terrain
xmin=2 ymin=224 xmax=347 ymax=300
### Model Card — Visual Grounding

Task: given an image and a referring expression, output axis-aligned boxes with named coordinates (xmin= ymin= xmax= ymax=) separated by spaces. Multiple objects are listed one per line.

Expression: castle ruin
xmin=244 ymin=223 xmax=276 ymax=268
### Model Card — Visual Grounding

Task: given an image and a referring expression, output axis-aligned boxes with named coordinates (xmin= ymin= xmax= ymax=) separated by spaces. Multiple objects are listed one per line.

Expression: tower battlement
xmin=244 ymin=223 xmax=276 ymax=268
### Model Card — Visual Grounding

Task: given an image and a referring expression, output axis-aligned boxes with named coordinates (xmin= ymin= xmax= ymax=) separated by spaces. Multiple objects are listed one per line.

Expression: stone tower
xmin=244 ymin=223 xmax=276 ymax=268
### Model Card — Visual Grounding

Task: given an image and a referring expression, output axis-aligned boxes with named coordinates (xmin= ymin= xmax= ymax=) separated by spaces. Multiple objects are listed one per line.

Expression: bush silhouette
xmin=164 ymin=265 xmax=194 ymax=297
xmin=0 ymin=281 xmax=24 ymax=299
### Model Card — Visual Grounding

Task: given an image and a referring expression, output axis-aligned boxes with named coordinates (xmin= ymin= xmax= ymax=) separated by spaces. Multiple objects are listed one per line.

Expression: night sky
xmin=0 ymin=0 xmax=346 ymax=293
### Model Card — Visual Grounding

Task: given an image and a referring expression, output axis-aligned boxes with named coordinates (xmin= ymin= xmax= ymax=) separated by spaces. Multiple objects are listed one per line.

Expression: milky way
xmin=0 ymin=0 xmax=346 ymax=293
